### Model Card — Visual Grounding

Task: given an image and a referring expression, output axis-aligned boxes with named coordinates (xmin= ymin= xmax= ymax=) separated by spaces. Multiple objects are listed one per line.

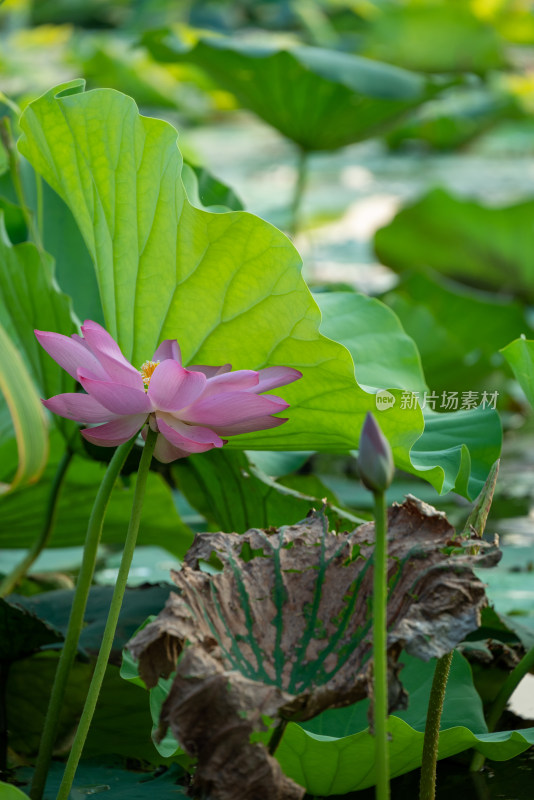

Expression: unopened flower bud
xmin=357 ymin=412 xmax=394 ymax=492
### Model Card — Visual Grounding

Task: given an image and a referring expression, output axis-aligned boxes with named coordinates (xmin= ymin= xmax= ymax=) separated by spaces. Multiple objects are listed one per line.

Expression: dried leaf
xmin=128 ymin=496 xmax=500 ymax=799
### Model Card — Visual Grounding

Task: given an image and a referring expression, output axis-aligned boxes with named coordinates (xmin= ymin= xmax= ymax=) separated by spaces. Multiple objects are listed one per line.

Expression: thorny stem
xmin=372 ymin=489 xmax=390 ymax=800
xmin=289 ymin=147 xmax=309 ymax=237
xmin=419 ymin=650 xmax=453 ymax=800
xmin=56 ymin=427 xmax=158 ymax=800
xmin=0 ymin=448 xmax=73 ymax=598
xmin=30 ymin=436 xmax=137 ymax=800
xmin=268 ymin=718 xmax=288 ymax=756
xmin=470 ymin=643 xmax=534 ymax=772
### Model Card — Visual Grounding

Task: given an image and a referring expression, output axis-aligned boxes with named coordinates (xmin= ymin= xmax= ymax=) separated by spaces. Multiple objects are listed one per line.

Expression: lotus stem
xmin=268 ymin=718 xmax=288 ymax=756
xmin=419 ymin=650 xmax=453 ymax=800
xmin=470 ymin=643 xmax=534 ymax=772
xmin=0 ymin=448 xmax=73 ymax=598
xmin=56 ymin=427 xmax=158 ymax=800
xmin=0 ymin=116 xmax=42 ymax=249
xmin=289 ymin=147 xmax=309 ymax=236
xmin=30 ymin=436 xmax=136 ymax=800
xmin=373 ymin=488 xmax=390 ymax=800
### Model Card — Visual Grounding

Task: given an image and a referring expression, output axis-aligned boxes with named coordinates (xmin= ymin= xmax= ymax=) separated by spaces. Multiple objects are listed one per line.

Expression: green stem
xmin=0 ymin=448 xmax=73 ymax=598
xmin=0 ymin=116 xmax=42 ymax=250
xmin=419 ymin=650 xmax=453 ymax=800
xmin=268 ymin=718 xmax=288 ymax=756
xmin=470 ymin=643 xmax=534 ymax=772
xmin=289 ymin=147 xmax=309 ymax=236
xmin=30 ymin=436 xmax=136 ymax=800
xmin=56 ymin=427 xmax=158 ymax=800
xmin=372 ymin=490 xmax=390 ymax=800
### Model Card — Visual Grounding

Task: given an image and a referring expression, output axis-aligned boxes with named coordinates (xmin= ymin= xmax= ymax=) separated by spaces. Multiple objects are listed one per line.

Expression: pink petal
xmin=201 ymin=370 xmax=259 ymax=399
xmin=148 ymin=360 xmax=206 ymax=412
xmin=187 ymin=363 xmax=232 ymax=378
xmin=253 ymin=366 xmax=303 ymax=394
xmin=77 ymin=372 xmax=152 ymax=415
xmin=81 ymin=321 xmax=143 ymax=390
xmin=153 ymin=339 xmax=181 ymax=363
xmin=181 ymin=392 xmax=289 ymax=427
xmin=35 ymin=330 xmax=107 ymax=381
xmin=42 ymin=393 xmax=117 ymax=423
xmin=156 ymin=414 xmax=224 ymax=453
xmin=81 ymin=414 xmax=147 ymax=447
xmin=211 ymin=415 xmax=288 ymax=436
xmin=142 ymin=428 xmax=190 ymax=463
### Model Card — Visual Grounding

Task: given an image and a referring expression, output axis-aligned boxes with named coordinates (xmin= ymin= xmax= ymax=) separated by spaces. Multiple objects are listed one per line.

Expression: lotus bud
xmin=357 ymin=412 xmax=394 ymax=493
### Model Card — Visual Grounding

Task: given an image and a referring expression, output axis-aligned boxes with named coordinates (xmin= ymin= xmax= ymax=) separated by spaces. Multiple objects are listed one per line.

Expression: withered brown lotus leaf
xmin=128 ymin=495 xmax=500 ymax=799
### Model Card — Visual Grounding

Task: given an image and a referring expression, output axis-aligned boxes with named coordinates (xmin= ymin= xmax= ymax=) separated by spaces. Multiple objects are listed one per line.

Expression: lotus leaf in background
xmin=385 ymin=86 xmax=519 ymax=151
xmin=501 ymin=337 xmax=534 ymax=409
xmin=172 ymin=447 xmax=363 ymax=534
xmin=141 ymin=31 xmax=439 ymax=152
xmin=0 ymin=598 xmax=63 ymax=662
xmin=381 ymin=273 xmax=529 ymax=393
xmin=128 ymin=497 xmax=499 ymax=799
xmin=362 ymin=4 xmax=506 ymax=74
xmin=0 ymin=434 xmax=193 ymax=556
xmin=375 ymin=188 xmax=534 ymax=302
xmin=7 ymin=585 xmax=180 ymax=764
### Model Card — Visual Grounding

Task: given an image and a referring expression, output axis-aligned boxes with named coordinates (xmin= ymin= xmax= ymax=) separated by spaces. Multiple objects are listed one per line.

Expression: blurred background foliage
xmin=2 ymin=0 xmax=534 ymax=794
xmin=2 ymin=0 xmax=534 ymax=598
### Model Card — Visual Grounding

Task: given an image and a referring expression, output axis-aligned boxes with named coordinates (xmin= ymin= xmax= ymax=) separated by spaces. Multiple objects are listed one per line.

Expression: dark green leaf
xmin=142 ymin=32 xmax=437 ymax=151
xmin=375 ymin=188 xmax=534 ymax=302
xmin=0 ymin=598 xmax=62 ymax=662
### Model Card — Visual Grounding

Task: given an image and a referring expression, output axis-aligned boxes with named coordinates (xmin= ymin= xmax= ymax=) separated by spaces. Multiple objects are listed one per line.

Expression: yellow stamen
xmin=140 ymin=360 xmax=160 ymax=388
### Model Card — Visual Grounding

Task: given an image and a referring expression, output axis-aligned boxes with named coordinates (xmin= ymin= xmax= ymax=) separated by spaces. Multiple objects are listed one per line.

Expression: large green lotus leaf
xmin=37 ymin=158 xmax=240 ymax=325
xmin=172 ymin=447 xmax=364 ymax=534
xmin=383 ymin=273 xmax=529 ymax=393
xmin=0 ymin=215 xmax=77 ymax=401
xmin=363 ymin=5 xmax=505 ymax=74
xmin=17 ymin=84 xmax=418 ymax=453
xmin=17 ymin=82 xmax=498 ymax=499
xmin=0 ymin=434 xmax=193 ymax=556
xmin=375 ymin=188 xmax=534 ymax=301
xmin=409 ymin=406 xmax=501 ymax=499
xmin=312 ymin=289 xmax=501 ymax=499
xmin=39 ymin=179 xmax=103 ymax=324
xmin=314 ymin=290 xmax=427 ymax=393
xmin=141 ymin=31 xmax=436 ymax=151
xmin=501 ymin=337 xmax=534 ymax=408
xmin=123 ymin=638 xmax=534 ymax=794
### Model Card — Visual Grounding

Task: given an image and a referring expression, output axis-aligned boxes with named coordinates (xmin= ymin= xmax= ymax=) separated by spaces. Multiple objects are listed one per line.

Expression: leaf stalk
xmin=55 ymin=427 xmax=157 ymax=800
xmin=30 ymin=436 xmax=136 ymax=800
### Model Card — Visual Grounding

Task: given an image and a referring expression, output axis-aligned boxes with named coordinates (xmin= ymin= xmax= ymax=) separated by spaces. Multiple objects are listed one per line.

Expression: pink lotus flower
xmin=35 ymin=321 xmax=302 ymax=463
